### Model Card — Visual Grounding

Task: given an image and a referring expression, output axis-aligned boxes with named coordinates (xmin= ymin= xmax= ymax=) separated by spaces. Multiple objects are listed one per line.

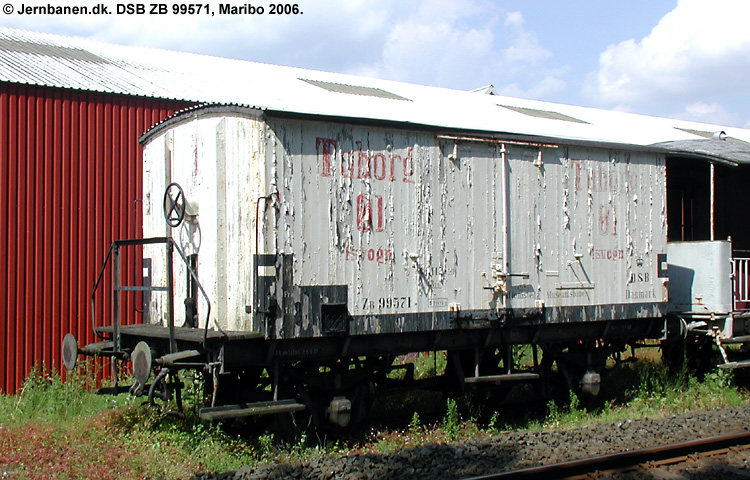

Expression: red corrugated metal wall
xmin=0 ymin=83 xmax=191 ymax=393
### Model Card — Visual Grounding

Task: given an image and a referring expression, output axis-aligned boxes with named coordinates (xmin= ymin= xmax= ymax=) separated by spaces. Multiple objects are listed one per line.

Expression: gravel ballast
xmin=190 ymin=405 xmax=750 ymax=480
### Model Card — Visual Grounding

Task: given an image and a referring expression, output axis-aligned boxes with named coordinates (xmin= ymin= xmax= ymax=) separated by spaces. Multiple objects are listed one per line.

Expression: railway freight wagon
xmin=65 ymin=103 xmax=669 ymax=428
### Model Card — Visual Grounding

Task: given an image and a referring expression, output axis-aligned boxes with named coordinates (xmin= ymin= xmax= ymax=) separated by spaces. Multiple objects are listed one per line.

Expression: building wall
xmin=0 ymin=82 xmax=191 ymax=393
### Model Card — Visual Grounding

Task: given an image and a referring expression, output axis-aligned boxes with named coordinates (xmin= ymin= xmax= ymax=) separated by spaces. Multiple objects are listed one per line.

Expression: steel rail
xmin=465 ymin=430 xmax=750 ymax=480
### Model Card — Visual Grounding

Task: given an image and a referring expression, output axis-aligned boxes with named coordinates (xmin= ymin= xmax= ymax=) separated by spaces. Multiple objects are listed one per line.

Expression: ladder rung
xmin=115 ymin=285 xmax=169 ymax=292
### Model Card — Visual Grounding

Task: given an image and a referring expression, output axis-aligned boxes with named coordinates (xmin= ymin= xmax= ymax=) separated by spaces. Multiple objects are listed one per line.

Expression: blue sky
xmin=4 ymin=0 xmax=750 ymax=127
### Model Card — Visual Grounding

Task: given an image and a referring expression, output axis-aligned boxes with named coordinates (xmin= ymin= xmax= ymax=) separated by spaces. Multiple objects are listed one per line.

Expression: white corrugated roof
xmin=2 ymin=27 xmax=750 ymax=155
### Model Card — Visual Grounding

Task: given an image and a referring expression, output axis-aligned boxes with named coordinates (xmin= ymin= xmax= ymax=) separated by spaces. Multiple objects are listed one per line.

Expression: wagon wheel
xmin=163 ymin=182 xmax=186 ymax=228
xmin=533 ymin=348 xmax=558 ymax=400
xmin=62 ymin=333 xmax=79 ymax=371
xmin=685 ymin=335 xmax=719 ymax=375
xmin=148 ymin=367 xmax=184 ymax=414
xmin=272 ymin=371 xmax=318 ymax=443
xmin=129 ymin=341 xmax=152 ymax=396
xmin=661 ymin=313 xmax=687 ymax=371
xmin=554 ymin=348 xmax=587 ymax=394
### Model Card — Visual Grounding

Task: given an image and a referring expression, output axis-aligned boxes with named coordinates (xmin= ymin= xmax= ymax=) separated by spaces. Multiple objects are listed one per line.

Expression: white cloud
xmin=5 ymin=1 xmax=396 ymax=72
xmin=672 ymin=101 xmax=743 ymax=126
xmin=502 ymin=11 xmax=551 ymax=68
xmin=585 ymin=0 xmax=750 ymax=125
xmin=349 ymin=7 xmax=566 ymax=98
xmin=343 ymin=0 xmax=504 ymax=89
xmin=354 ymin=18 xmax=501 ymax=89
xmin=4 ymin=0 xmax=568 ymax=100
xmin=500 ymin=72 xmax=567 ymax=99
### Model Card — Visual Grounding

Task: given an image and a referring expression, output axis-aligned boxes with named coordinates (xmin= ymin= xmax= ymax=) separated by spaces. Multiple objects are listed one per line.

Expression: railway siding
xmin=188 ymin=405 xmax=750 ymax=480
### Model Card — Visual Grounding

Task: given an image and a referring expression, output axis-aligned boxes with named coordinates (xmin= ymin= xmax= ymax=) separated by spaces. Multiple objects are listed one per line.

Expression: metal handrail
xmin=89 ymin=237 xmax=213 ymax=350
xmin=733 ymin=257 xmax=750 ymax=310
xmin=167 ymin=238 xmax=213 ymax=347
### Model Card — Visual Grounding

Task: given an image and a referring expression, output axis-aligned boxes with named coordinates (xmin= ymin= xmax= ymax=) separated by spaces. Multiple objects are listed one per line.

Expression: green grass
xmin=367 ymin=358 xmax=750 ymax=456
xmin=520 ymin=361 xmax=747 ymax=432
xmin=0 ymin=365 xmax=264 ymax=479
xmin=0 ymin=355 xmax=748 ymax=479
xmin=0 ymin=364 xmax=134 ymax=427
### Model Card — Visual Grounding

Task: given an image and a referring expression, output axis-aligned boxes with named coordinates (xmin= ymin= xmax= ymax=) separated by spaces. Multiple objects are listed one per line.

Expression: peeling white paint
xmin=142 ymin=109 xmax=668 ymax=334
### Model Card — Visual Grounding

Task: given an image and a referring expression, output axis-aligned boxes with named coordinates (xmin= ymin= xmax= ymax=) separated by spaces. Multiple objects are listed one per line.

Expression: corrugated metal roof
xmin=2 ymin=26 xmax=750 ymax=157
xmin=652 ymin=139 xmax=750 ymax=166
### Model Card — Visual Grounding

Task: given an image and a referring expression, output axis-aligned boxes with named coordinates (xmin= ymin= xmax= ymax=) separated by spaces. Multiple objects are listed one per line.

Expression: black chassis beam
xmin=221 ymin=317 xmax=666 ymax=369
xmin=111 ymin=331 xmax=222 ymax=369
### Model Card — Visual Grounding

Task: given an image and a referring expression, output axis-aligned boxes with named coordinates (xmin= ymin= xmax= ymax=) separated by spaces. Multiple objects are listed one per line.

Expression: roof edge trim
xmin=142 ymin=102 xmax=669 ymax=154
xmin=264 ymin=108 xmax=667 ymax=152
xmin=664 ymin=151 xmax=739 ymax=168
xmin=139 ymin=103 xmax=265 ymax=144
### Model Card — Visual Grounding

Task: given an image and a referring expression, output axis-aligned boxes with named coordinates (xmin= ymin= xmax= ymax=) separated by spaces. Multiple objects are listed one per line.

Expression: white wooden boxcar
xmin=141 ymin=105 xmax=668 ymax=341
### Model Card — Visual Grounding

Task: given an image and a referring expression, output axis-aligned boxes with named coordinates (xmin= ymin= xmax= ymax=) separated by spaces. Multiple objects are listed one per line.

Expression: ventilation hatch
xmin=500 ymin=104 xmax=589 ymax=124
xmin=301 ymin=78 xmax=410 ymax=101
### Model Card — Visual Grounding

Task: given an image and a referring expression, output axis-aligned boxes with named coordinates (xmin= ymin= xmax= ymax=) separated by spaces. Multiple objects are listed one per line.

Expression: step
xmin=199 ymin=399 xmax=307 ymax=420
xmin=464 ymin=373 xmax=541 ymax=384
xmin=718 ymin=360 xmax=750 ymax=370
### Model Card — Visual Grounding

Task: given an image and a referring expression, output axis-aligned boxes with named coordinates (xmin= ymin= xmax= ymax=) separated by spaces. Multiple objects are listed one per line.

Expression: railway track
xmin=467 ymin=430 xmax=750 ymax=480
xmin=186 ymin=406 xmax=750 ymax=479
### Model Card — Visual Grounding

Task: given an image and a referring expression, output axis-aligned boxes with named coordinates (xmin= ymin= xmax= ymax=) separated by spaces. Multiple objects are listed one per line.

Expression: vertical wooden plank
xmin=16 ymin=90 xmax=29 ymax=386
xmin=39 ymin=95 xmax=52 ymax=370
xmin=30 ymin=95 xmax=43 ymax=375
xmin=127 ymin=101 xmax=137 ymax=325
xmin=0 ymin=89 xmax=9 ymax=392
xmin=77 ymin=97 xmax=88 ymax=347
xmin=5 ymin=87 xmax=19 ymax=392
xmin=67 ymin=92 xmax=79 ymax=355
xmin=49 ymin=93 xmax=62 ymax=369
xmin=97 ymin=100 xmax=110 ymax=379
xmin=135 ymin=100 xmax=147 ymax=329
xmin=59 ymin=90 xmax=71 ymax=373
xmin=86 ymin=100 xmax=97 ymax=341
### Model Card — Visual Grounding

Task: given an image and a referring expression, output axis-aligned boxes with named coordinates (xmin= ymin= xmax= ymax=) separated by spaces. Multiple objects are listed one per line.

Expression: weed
xmin=443 ymin=397 xmax=461 ymax=440
xmin=257 ymin=432 xmax=276 ymax=459
xmin=487 ymin=411 xmax=501 ymax=432
xmin=409 ymin=411 xmax=421 ymax=433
